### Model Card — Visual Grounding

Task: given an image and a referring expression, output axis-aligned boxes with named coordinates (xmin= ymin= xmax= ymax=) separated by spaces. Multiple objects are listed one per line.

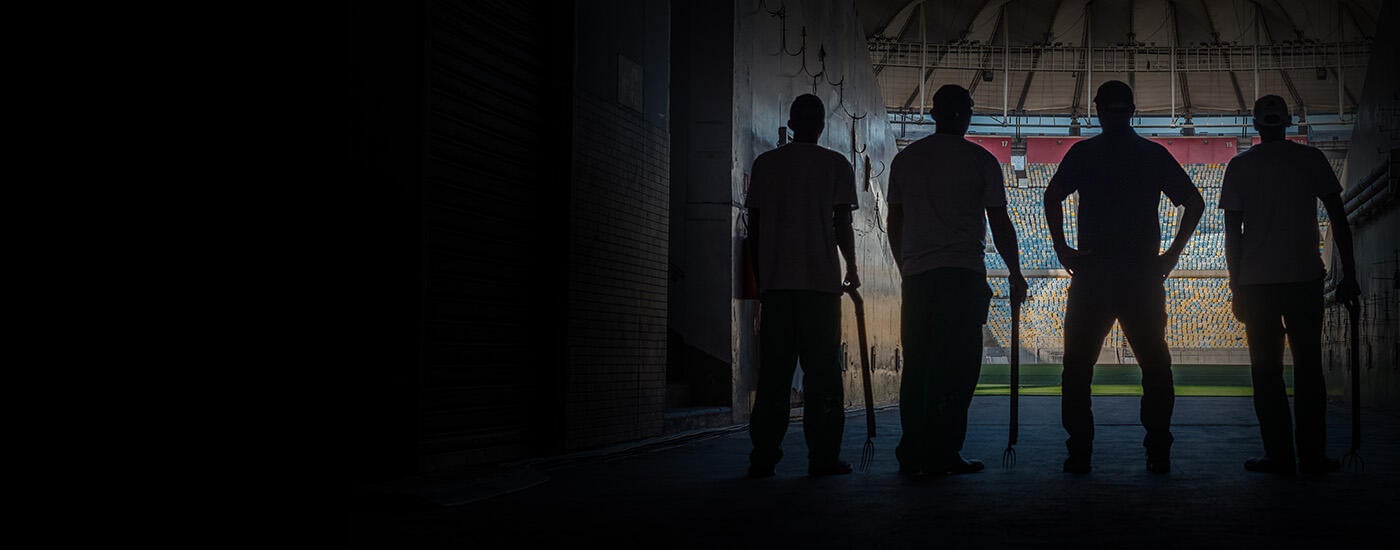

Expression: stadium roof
xmin=860 ymin=0 xmax=1382 ymax=118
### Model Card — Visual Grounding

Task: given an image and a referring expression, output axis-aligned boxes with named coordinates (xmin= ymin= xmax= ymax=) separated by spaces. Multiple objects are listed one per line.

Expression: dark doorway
xmin=665 ymin=0 xmax=736 ymax=430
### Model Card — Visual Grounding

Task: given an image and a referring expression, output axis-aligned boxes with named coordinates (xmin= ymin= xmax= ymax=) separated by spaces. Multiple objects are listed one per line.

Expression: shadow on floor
xmin=348 ymin=396 xmax=1399 ymax=548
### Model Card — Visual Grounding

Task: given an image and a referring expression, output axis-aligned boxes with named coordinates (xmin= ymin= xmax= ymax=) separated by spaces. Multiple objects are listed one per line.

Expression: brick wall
xmin=566 ymin=92 xmax=671 ymax=449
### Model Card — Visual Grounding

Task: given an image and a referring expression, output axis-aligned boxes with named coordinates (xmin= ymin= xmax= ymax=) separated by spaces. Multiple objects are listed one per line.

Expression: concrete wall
xmin=1324 ymin=1 xmax=1399 ymax=411
xmin=566 ymin=0 xmax=672 ymax=449
xmin=670 ymin=0 xmax=739 ymax=375
xmin=732 ymin=0 xmax=905 ymax=417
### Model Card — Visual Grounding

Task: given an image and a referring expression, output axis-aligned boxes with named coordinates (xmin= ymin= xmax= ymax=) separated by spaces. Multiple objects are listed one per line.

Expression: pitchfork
xmin=846 ymin=287 xmax=877 ymax=471
xmin=1003 ymin=300 xmax=1022 ymax=468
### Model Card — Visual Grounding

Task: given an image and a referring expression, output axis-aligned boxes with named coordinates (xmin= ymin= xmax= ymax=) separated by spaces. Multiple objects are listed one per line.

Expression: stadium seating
xmin=978 ymin=160 xmax=1330 ymax=352
xmin=1027 ymin=163 xmax=1056 ymax=188
xmin=989 ymin=163 xmax=1328 ymax=272
xmin=1162 ymin=278 xmax=1248 ymax=348
xmin=986 ymin=277 xmax=1073 ymax=350
xmin=1001 ymin=163 xmax=1017 ymax=186
xmin=984 ymin=277 xmax=1247 ymax=350
xmin=991 ymin=186 xmax=1076 ymax=270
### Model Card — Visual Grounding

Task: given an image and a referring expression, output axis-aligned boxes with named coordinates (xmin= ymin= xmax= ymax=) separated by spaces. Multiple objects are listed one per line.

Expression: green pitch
xmin=974 ymin=364 xmax=1292 ymax=396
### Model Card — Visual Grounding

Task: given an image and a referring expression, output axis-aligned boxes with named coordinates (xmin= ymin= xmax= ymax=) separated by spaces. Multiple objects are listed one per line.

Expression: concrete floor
xmin=349 ymin=397 xmax=1400 ymax=548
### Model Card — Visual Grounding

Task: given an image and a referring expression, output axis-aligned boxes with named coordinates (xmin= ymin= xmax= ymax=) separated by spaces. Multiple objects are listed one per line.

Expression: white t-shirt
xmin=745 ymin=142 xmax=859 ymax=294
xmin=886 ymin=133 xmax=1007 ymax=277
xmin=1219 ymin=140 xmax=1342 ymax=286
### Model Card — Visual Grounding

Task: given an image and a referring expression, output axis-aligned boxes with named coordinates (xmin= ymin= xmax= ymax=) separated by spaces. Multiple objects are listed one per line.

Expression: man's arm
xmin=987 ymin=206 xmax=1026 ymax=305
xmin=835 ymin=206 xmax=859 ymax=288
xmin=1157 ymin=151 xmax=1205 ymax=278
xmin=1321 ymin=192 xmax=1361 ymax=302
xmin=1044 ymin=149 xmax=1088 ymax=274
xmin=1043 ymin=185 xmax=1068 ymax=249
xmin=1044 ymin=183 xmax=1087 ymax=275
xmin=886 ymin=204 xmax=903 ymax=274
xmin=1222 ymin=210 xmax=1243 ymax=288
xmin=1223 ymin=209 xmax=1244 ymax=321
xmin=747 ymin=207 xmax=761 ymax=288
xmin=1160 ymin=193 xmax=1205 ymax=278
xmin=832 ymin=155 xmax=860 ymax=290
xmin=1313 ymin=150 xmax=1359 ymax=302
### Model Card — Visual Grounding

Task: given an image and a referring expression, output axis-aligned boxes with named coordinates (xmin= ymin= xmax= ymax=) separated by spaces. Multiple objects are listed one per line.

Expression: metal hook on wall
xmin=833 ymin=82 xmax=867 ymax=120
xmin=850 ymin=118 xmax=867 ymax=155
xmin=797 ymin=28 xmax=823 ymax=78
xmin=869 ymin=158 xmax=887 ymax=179
xmin=769 ymin=5 xmax=805 ymax=57
xmin=817 ymin=44 xmax=845 ymax=87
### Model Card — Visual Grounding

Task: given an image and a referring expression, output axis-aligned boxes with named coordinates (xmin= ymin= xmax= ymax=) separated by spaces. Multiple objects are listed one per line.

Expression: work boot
xmin=1064 ymin=440 xmax=1092 ymax=473
xmin=1146 ymin=453 xmax=1171 ymax=474
xmin=895 ymin=446 xmax=926 ymax=476
xmin=1063 ymin=454 xmax=1091 ymax=474
xmin=748 ymin=463 xmax=776 ymax=478
xmin=1144 ymin=435 xmax=1173 ymax=474
xmin=1244 ymin=456 xmax=1296 ymax=477
xmin=808 ymin=460 xmax=853 ymax=477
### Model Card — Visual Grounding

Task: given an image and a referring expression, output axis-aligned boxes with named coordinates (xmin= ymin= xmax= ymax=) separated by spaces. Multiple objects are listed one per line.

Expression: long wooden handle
xmin=849 ymin=289 xmax=875 ymax=438
xmin=1009 ymin=302 xmax=1020 ymax=446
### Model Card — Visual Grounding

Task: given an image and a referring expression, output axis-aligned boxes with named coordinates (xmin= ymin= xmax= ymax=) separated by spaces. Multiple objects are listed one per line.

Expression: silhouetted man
xmin=745 ymin=94 xmax=860 ymax=478
xmin=1044 ymin=81 xmax=1204 ymax=474
xmin=887 ymin=85 xmax=1027 ymax=475
xmin=1222 ymin=95 xmax=1361 ymax=477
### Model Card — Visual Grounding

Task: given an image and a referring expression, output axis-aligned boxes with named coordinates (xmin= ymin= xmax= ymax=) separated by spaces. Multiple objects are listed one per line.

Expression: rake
xmin=847 ymin=287 xmax=876 ymax=471
xmin=1003 ymin=301 xmax=1021 ymax=468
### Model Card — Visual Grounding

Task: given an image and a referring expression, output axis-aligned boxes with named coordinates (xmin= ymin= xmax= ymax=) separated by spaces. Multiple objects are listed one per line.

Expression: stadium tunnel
xmin=347 ymin=0 xmax=1399 ymax=545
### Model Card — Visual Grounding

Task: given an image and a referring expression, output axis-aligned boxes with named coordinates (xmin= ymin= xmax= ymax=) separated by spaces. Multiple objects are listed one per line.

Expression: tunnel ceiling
xmin=857 ymin=0 xmax=1383 ymax=117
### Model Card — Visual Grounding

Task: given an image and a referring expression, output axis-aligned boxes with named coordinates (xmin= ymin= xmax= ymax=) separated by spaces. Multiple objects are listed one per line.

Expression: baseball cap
xmin=1253 ymin=95 xmax=1292 ymax=127
xmin=1093 ymin=80 xmax=1134 ymax=112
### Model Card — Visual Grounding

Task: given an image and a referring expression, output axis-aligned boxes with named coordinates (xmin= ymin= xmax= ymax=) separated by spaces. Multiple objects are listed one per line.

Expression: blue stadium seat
xmin=978 ymin=161 xmax=1331 ymax=352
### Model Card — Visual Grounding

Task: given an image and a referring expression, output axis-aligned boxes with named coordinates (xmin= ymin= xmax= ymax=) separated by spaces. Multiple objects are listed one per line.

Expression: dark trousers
xmin=1062 ymin=266 xmax=1175 ymax=456
xmin=1237 ymin=278 xmax=1326 ymax=464
xmin=749 ymin=290 xmax=844 ymax=467
xmin=896 ymin=268 xmax=991 ymax=469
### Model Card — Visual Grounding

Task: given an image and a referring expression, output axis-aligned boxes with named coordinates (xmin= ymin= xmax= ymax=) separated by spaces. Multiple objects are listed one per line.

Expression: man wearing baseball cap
xmin=1044 ymin=80 xmax=1205 ymax=474
xmin=1221 ymin=95 xmax=1361 ymax=476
